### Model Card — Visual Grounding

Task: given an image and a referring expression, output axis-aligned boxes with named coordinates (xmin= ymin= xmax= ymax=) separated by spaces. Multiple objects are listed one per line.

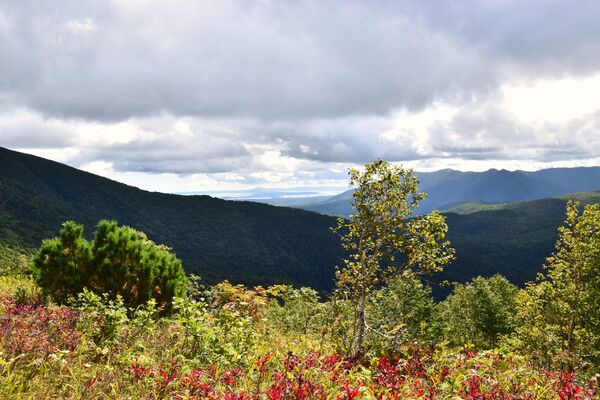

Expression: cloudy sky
xmin=1 ymin=0 xmax=600 ymax=195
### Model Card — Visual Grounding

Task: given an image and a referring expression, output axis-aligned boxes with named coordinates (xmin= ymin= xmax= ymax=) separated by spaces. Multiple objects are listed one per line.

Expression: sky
xmin=1 ymin=0 xmax=600 ymax=196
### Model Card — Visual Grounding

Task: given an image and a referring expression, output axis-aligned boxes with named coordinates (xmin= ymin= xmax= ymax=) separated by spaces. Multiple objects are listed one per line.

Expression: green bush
xmin=439 ymin=274 xmax=519 ymax=349
xmin=266 ymin=285 xmax=329 ymax=334
xmin=366 ymin=270 xmax=438 ymax=352
xmin=32 ymin=220 xmax=188 ymax=309
xmin=173 ymin=295 xmax=258 ymax=368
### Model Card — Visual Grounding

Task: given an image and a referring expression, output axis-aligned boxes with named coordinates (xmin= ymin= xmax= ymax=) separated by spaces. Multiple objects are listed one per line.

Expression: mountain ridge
xmin=2 ymin=146 xmax=600 ymax=297
xmin=297 ymin=166 xmax=600 ymax=217
xmin=0 ymin=146 xmax=345 ymax=290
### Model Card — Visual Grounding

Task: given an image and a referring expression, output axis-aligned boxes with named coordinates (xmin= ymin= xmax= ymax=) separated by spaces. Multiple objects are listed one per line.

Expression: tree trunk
xmin=355 ymin=286 xmax=367 ymax=357
xmin=565 ymin=314 xmax=577 ymax=372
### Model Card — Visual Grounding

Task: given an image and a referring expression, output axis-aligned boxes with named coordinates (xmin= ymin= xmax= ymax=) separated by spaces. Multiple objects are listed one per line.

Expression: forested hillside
xmin=437 ymin=191 xmax=600 ymax=291
xmin=441 ymin=199 xmax=571 ymax=291
xmin=1 ymin=147 xmax=599 ymax=295
xmin=0 ymin=147 xmax=344 ymax=290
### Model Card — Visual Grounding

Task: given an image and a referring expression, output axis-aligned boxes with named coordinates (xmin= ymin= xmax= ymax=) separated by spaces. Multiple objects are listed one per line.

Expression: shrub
xmin=0 ymin=275 xmax=42 ymax=306
xmin=266 ymin=285 xmax=328 ymax=334
xmin=90 ymin=220 xmax=188 ymax=309
xmin=74 ymin=289 xmax=131 ymax=344
xmin=32 ymin=220 xmax=188 ymax=309
xmin=124 ymin=349 xmax=597 ymax=399
xmin=0 ymin=302 xmax=80 ymax=362
xmin=439 ymin=274 xmax=519 ymax=349
xmin=32 ymin=221 xmax=91 ymax=302
xmin=173 ymin=295 xmax=258 ymax=368
xmin=366 ymin=270 xmax=438 ymax=352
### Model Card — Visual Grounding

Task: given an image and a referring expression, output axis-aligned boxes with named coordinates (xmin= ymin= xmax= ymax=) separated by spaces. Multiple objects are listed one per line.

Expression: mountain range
xmin=1 ymin=146 xmax=600 ymax=297
xmin=292 ymin=167 xmax=600 ymax=217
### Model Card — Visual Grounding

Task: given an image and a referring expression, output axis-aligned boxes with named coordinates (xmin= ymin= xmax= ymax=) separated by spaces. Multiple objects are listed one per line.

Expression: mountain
xmin=1 ymin=147 xmax=599 ymax=297
xmin=300 ymin=167 xmax=600 ymax=217
xmin=0 ymin=147 xmax=345 ymax=290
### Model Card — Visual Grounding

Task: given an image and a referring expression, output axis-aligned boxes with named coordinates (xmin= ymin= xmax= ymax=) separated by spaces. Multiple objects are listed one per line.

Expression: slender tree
xmin=509 ymin=201 xmax=600 ymax=371
xmin=333 ymin=160 xmax=454 ymax=356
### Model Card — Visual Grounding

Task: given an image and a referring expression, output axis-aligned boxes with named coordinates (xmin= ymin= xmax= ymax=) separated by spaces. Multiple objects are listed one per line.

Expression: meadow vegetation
xmin=0 ymin=161 xmax=598 ymax=398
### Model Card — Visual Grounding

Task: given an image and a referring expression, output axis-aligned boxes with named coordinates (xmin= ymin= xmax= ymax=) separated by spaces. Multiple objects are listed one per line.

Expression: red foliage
xmin=548 ymin=371 xmax=596 ymax=400
xmin=124 ymin=351 xmax=597 ymax=400
xmin=0 ymin=301 xmax=80 ymax=359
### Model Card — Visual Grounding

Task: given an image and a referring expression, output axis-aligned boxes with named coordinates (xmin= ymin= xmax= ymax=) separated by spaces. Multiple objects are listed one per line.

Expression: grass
xmin=0 ymin=273 xmax=597 ymax=399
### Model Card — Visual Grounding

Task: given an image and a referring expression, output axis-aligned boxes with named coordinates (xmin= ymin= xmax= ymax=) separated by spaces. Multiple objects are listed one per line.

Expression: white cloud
xmin=65 ymin=18 xmax=96 ymax=33
xmin=502 ymin=73 xmax=600 ymax=124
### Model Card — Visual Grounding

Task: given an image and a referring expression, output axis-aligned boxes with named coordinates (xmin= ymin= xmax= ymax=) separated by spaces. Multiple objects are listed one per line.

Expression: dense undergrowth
xmin=0 ymin=273 xmax=596 ymax=399
xmin=1 ymin=184 xmax=598 ymax=398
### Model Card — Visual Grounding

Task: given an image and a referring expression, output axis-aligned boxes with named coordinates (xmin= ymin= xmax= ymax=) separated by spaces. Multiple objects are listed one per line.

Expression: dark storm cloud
xmin=282 ymin=133 xmax=425 ymax=164
xmin=2 ymin=1 xmax=472 ymax=120
xmin=407 ymin=0 xmax=600 ymax=76
xmin=0 ymin=128 xmax=73 ymax=148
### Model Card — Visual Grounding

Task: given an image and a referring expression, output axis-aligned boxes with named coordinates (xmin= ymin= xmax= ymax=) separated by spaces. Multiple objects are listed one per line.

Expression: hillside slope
xmin=440 ymin=198 xmax=570 ymax=292
xmin=0 ymin=147 xmax=344 ymax=290
xmin=446 ymin=191 xmax=600 ymax=215
xmin=1 ymin=147 xmax=598 ymax=296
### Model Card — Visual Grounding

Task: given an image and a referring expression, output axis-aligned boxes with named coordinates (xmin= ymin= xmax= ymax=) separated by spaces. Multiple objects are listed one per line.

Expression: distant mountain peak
xmin=298 ymin=165 xmax=600 ymax=218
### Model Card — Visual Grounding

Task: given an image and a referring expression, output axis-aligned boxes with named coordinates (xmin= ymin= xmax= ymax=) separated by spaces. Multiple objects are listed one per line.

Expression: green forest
xmin=2 ymin=146 xmax=599 ymax=298
xmin=0 ymin=160 xmax=598 ymax=398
